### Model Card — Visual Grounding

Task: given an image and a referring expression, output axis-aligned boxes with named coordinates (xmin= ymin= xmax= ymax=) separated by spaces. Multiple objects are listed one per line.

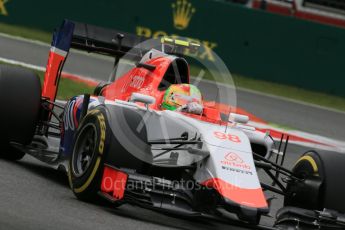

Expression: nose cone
xmin=202 ymin=177 xmax=268 ymax=209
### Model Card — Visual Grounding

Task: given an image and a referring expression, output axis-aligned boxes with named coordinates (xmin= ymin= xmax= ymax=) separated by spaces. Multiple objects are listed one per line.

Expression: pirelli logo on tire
xmin=87 ymin=109 xmax=100 ymax=116
xmin=81 ymin=109 xmax=106 ymax=154
xmin=97 ymin=113 xmax=106 ymax=155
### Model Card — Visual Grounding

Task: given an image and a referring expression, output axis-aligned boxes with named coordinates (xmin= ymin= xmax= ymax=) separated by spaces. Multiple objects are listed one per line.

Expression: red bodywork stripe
xmin=202 ymin=178 xmax=268 ymax=209
xmin=101 ymin=166 xmax=128 ymax=200
xmin=42 ymin=49 xmax=66 ymax=101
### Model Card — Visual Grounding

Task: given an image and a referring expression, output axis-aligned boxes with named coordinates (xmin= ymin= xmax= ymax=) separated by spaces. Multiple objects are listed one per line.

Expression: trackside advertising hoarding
xmin=1 ymin=0 xmax=345 ymax=96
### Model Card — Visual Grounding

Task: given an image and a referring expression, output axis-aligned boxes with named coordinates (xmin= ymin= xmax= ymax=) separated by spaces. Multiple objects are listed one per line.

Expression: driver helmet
xmin=161 ymin=84 xmax=202 ymax=111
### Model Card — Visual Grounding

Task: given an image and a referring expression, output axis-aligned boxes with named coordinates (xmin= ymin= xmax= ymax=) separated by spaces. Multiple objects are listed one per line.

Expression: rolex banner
xmin=1 ymin=0 xmax=345 ymax=96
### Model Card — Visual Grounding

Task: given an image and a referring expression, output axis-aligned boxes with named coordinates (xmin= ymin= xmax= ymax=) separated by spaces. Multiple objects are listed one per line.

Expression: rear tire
xmin=0 ymin=145 xmax=25 ymax=161
xmin=0 ymin=65 xmax=41 ymax=160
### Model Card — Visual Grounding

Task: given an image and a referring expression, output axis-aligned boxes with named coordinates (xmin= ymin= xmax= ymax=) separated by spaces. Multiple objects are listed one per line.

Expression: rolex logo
xmin=0 ymin=0 xmax=9 ymax=16
xmin=172 ymin=0 xmax=195 ymax=30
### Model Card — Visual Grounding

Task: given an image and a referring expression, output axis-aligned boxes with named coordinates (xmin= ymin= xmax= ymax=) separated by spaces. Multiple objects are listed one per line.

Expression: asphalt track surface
xmin=0 ymin=34 xmax=345 ymax=230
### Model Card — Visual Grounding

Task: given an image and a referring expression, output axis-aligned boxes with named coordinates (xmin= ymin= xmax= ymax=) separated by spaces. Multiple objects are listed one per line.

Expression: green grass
xmin=1 ymin=22 xmax=345 ymax=111
xmin=0 ymin=22 xmax=52 ymax=43
xmin=35 ymin=71 xmax=94 ymax=100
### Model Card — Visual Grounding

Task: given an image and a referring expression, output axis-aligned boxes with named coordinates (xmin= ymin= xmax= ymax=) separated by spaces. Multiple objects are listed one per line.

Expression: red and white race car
xmin=1 ymin=20 xmax=345 ymax=229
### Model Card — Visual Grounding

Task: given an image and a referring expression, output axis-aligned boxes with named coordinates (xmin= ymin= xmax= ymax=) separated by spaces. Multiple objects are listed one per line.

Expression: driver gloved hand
xmin=177 ymin=102 xmax=203 ymax=115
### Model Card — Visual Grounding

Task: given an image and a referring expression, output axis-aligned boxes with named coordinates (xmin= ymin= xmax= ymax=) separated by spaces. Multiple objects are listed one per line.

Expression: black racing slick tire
xmin=284 ymin=150 xmax=345 ymax=213
xmin=0 ymin=65 xmax=41 ymax=160
xmin=1 ymin=145 xmax=26 ymax=161
xmin=68 ymin=109 xmax=109 ymax=202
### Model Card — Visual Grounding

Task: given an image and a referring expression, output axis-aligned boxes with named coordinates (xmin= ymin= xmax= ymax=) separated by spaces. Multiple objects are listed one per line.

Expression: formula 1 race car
xmin=1 ymin=20 xmax=345 ymax=229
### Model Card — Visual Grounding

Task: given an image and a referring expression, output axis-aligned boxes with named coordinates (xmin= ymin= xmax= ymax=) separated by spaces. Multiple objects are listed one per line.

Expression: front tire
xmin=284 ymin=150 xmax=345 ymax=212
xmin=68 ymin=109 xmax=109 ymax=202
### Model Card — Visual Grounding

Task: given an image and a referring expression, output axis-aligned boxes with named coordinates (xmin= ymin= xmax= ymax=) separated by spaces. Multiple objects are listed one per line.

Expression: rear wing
xmin=42 ymin=19 xmax=147 ymax=102
xmin=42 ymin=20 xmax=200 ymax=103
xmin=71 ymin=22 xmax=200 ymax=57
xmin=71 ymin=21 xmax=147 ymax=57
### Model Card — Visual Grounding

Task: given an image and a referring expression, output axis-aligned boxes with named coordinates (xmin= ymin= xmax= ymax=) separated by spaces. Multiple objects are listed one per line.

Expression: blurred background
xmin=1 ymin=0 xmax=345 ymax=110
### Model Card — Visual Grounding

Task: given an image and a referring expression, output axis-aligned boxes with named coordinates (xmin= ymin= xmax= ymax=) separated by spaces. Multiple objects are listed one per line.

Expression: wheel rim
xmin=72 ymin=124 xmax=98 ymax=177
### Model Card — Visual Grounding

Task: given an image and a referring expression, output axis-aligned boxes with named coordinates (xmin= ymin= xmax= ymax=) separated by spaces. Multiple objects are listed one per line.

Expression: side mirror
xmin=136 ymin=62 xmax=156 ymax=71
xmin=229 ymin=113 xmax=249 ymax=124
xmin=130 ymin=93 xmax=156 ymax=107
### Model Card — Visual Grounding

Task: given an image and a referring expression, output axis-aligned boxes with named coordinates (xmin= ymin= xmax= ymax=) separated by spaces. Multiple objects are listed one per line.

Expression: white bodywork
xmin=90 ymin=98 xmax=274 ymax=209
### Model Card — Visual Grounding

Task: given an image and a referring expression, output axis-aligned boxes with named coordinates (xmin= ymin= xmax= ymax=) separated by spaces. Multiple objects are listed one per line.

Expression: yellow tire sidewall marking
xmin=68 ymin=166 xmax=73 ymax=189
xmin=73 ymin=110 xmax=106 ymax=194
xmin=295 ymin=155 xmax=318 ymax=174
xmin=97 ymin=113 xmax=106 ymax=155
xmin=74 ymin=156 xmax=101 ymax=194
